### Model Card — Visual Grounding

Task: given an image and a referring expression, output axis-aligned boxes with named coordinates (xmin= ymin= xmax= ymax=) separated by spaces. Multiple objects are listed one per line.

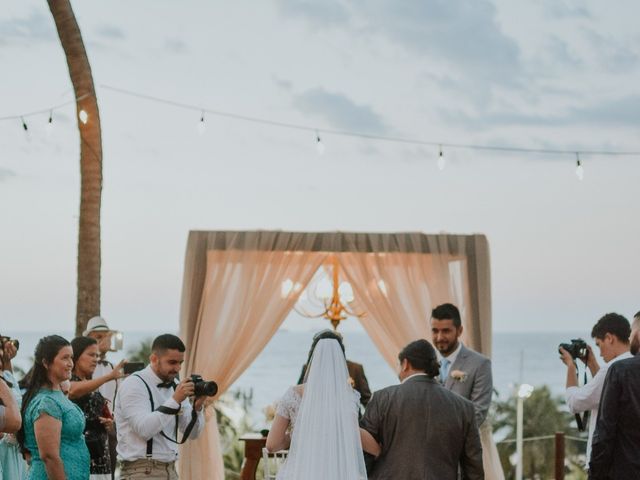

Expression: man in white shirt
xmin=560 ymin=312 xmax=632 ymax=467
xmin=115 ymin=334 xmax=206 ymax=479
xmin=84 ymin=316 xmax=126 ymax=478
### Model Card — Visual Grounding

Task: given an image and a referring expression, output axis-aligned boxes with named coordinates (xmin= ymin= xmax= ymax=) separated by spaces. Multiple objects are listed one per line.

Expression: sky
xmin=0 ymin=0 xmax=639 ymax=335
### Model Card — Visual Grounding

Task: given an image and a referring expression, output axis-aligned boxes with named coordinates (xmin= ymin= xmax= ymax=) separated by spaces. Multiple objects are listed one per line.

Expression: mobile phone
xmin=123 ymin=362 xmax=145 ymax=375
xmin=109 ymin=331 xmax=124 ymax=352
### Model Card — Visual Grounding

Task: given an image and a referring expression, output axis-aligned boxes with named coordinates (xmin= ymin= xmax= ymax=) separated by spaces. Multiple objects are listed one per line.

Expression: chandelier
xmin=292 ymin=257 xmax=366 ymax=330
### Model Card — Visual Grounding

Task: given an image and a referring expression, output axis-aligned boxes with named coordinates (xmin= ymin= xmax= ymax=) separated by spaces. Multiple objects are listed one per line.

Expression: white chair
xmin=262 ymin=447 xmax=288 ymax=480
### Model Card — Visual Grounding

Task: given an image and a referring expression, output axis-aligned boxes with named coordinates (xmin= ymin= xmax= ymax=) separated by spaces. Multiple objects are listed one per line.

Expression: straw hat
xmin=83 ymin=316 xmax=112 ymax=336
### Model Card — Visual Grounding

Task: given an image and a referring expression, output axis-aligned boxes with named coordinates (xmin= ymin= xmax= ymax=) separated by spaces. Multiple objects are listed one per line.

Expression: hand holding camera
xmin=558 ymin=338 xmax=588 ymax=366
xmin=173 ymin=374 xmax=218 ymax=404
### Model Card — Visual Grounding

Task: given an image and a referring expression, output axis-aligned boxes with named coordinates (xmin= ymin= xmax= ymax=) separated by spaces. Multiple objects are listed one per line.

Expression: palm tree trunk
xmin=47 ymin=0 xmax=102 ymax=336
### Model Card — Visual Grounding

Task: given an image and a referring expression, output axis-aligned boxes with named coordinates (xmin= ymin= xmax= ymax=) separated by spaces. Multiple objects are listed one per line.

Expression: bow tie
xmin=157 ymin=381 xmax=176 ymax=389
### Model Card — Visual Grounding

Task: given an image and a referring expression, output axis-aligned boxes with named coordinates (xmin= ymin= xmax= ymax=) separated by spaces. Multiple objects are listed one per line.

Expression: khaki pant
xmin=120 ymin=459 xmax=178 ymax=480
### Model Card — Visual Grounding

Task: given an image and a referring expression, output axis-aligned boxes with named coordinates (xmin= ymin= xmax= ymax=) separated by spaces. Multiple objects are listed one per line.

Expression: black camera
xmin=0 ymin=336 xmax=19 ymax=352
xmin=190 ymin=374 xmax=218 ymax=397
xmin=559 ymin=338 xmax=588 ymax=359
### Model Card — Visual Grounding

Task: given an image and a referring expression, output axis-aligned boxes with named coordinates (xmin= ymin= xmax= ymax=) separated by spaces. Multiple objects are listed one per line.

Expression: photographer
xmin=115 ymin=334 xmax=206 ymax=479
xmin=0 ymin=374 xmax=21 ymax=435
xmin=559 ymin=313 xmax=632 ymax=466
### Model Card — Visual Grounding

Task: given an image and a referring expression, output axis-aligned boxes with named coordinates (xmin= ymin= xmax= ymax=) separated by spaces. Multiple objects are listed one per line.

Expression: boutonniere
xmin=450 ymin=370 xmax=468 ymax=383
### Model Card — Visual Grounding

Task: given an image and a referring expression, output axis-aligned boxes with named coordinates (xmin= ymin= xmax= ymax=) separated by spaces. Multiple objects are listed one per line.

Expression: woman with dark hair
xmin=69 ymin=336 xmax=113 ymax=480
xmin=266 ymin=329 xmax=375 ymax=479
xmin=18 ymin=335 xmax=90 ymax=480
xmin=0 ymin=337 xmax=27 ymax=479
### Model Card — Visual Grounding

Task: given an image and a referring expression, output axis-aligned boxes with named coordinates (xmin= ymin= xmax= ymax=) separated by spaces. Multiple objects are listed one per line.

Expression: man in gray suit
xmin=432 ymin=303 xmax=493 ymax=427
xmin=361 ymin=339 xmax=484 ymax=480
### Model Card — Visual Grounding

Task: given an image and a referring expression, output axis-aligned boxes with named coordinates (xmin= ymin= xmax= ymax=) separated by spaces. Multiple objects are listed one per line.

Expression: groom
xmin=361 ymin=339 xmax=484 ymax=479
xmin=431 ymin=303 xmax=493 ymax=428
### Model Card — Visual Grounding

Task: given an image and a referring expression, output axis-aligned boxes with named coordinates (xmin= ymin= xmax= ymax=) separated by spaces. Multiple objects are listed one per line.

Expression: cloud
xmin=360 ymin=0 xmax=520 ymax=81
xmin=441 ymin=94 xmax=640 ymax=129
xmin=0 ymin=11 xmax=55 ymax=46
xmin=273 ymin=75 xmax=294 ymax=92
xmin=0 ymin=167 xmax=16 ymax=182
xmin=543 ymin=36 xmax=583 ymax=68
xmin=276 ymin=0 xmax=351 ymax=27
xmin=293 ymin=87 xmax=387 ymax=134
xmin=277 ymin=0 xmax=522 ymax=100
xmin=540 ymin=0 xmax=591 ymax=19
xmin=164 ymin=38 xmax=188 ymax=54
xmin=583 ymin=28 xmax=639 ymax=73
xmin=95 ymin=24 xmax=125 ymax=40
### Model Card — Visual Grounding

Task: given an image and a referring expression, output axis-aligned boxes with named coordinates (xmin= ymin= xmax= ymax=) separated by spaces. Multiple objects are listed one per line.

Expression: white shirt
xmin=565 ymin=351 xmax=633 ymax=464
xmin=94 ymin=360 xmax=118 ymax=407
xmin=115 ymin=365 xmax=205 ymax=462
xmin=401 ymin=373 xmax=428 ymax=384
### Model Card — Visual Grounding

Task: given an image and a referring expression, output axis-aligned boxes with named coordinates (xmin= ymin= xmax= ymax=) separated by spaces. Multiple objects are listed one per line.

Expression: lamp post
xmin=516 ymin=384 xmax=534 ymax=480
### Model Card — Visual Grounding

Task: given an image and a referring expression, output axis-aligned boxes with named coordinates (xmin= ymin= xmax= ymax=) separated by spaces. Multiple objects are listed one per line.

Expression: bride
xmin=266 ymin=330 xmax=380 ymax=479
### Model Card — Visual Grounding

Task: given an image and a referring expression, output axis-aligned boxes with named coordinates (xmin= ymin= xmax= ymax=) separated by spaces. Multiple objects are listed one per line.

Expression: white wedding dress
xmin=275 ymin=339 xmax=367 ymax=480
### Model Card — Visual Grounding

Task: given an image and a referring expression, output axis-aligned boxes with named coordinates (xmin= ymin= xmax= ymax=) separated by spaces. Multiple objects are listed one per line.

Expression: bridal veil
xmin=282 ymin=338 xmax=367 ymax=480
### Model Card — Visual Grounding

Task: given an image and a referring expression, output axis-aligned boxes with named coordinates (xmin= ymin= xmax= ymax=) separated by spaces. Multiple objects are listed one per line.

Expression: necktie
xmin=157 ymin=381 xmax=176 ymax=389
xmin=440 ymin=358 xmax=450 ymax=384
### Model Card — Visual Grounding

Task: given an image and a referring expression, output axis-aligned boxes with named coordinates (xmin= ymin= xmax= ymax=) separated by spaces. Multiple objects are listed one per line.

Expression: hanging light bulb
xmin=316 ymin=131 xmax=325 ymax=155
xmin=46 ymin=110 xmax=54 ymax=137
xmin=78 ymin=109 xmax=88 ymax=124
xmin=575 ymin=153 xmax=584 ymax=181
xmin=197 ymin=111 xmax=206 ymax=135
xmin=21 ymin=116 xmax=28 ymax=132
xmin=437 ymin=145 xmax=445 ymax=170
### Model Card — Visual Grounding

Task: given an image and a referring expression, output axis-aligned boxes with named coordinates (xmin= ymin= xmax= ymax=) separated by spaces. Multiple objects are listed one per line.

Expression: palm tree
xmin=492 ymin=386 xmax=587 ymax=479
xmin=47 ymin=0 xmax=103 ymax=336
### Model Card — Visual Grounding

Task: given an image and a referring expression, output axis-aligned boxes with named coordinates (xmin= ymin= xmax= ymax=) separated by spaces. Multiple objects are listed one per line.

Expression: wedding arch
xmin=177 ymin=230 xmax=498 ymax=479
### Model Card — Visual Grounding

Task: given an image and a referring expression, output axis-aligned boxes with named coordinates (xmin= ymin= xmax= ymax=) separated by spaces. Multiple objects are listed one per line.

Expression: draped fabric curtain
xmin=178 ymin=233 xmax=326 ymax=479
xmin=177 ymin=231 xmax=497 ymax=479
xmin=338 ymin=251 xmax=461 ymax=367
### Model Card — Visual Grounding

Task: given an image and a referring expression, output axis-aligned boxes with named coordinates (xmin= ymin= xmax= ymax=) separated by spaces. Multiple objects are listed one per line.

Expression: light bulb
xmin=197 ymin=113 xmax=206 ymax=135
xmin=79 ymin=110 xmax=88 ymax=124
xmin=575 ymin=158 xmax=584 ymax=181
xmin=46 ymin=112 xmax=54 ymax=137
xmin=437 ymin=147 xmax=445 ymax=170
xmin=316 ymin=134 xmax=325 ymax=155
xmin=517 ymin=383 xmax=534 ymax=399
xmin=338 ymin=282 xmax=354 ymax=303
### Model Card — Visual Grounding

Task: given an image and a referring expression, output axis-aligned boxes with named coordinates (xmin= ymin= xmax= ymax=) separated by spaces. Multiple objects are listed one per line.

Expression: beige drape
xmin=337 ymin=243 xmax=503 ymax=479
xmin=178 ymin=232 xmax=327 ymax=479
xmin=338 ymin=250 xmax=471 ymax=368
xmin=178 ymin=231 xmax=496 ymax=479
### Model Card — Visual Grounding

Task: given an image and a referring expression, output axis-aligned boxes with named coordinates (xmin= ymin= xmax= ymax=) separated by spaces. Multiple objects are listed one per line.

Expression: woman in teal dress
xmin=17 ymin=335 xmax=90 ymax=480
xmin=0 ymin=335 xmax=28 ymax=479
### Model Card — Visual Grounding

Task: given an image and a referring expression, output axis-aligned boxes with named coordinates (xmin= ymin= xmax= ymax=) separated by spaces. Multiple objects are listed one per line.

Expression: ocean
xmin=6 ymin=329 xmax=590 ymax=425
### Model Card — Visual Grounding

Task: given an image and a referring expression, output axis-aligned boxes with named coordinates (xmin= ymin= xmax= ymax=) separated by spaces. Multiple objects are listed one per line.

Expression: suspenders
xmin=132 ymin=374 xmax=200 ymax=460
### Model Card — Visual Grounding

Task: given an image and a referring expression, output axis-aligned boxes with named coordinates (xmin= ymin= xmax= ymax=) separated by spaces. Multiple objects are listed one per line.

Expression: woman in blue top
xmin=0 ymin=337 xmax=28 ymax=479
xmin=17 ymin=335 xmax=90 ymax=480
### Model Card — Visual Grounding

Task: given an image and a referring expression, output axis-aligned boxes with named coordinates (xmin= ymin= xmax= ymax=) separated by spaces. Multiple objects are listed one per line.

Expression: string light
xmin=2 ymin=87 xmax=639 ymax=168
xmin=197 ymin=111 xmax=206 ymax=135
xmin=46 ymin=110 xmax=54 ymax=137
xmin=575 ymin=153 xmax=584 ymax=181
xmin=437 ymin=145 xmax=445 ymax=171
xmin=316 ymin=131 xmax=325 ymax=155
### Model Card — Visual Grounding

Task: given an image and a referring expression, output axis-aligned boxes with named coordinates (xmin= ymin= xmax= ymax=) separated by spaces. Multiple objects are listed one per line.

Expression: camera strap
xmin=573 ymin=363 xmax=590 ymax=432
xmin=133 ymin=374 xmax=201 ymax=456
